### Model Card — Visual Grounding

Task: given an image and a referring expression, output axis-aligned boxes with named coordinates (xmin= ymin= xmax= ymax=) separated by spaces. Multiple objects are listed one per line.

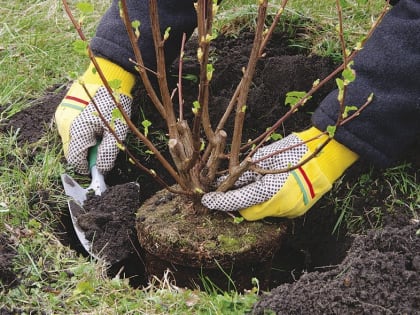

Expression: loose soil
xmin=0 ymin=234 xmax=19 ymax=289
xmin=1 ymin=28 xmax=419 ymax=314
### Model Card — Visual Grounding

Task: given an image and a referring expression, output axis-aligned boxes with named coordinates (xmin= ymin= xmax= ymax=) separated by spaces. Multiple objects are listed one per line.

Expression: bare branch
xmin=148 ymin=0 xmax=178 ymax=139
xmin=259 ymin=0 xmax=289 ymax=57
xmin=229 ymin=0 xmax=268 ymax=170
xmin=178 ymin=33 xmax=187 ymax=121
xmin=119 ymin=0 xmax=166 ymax=118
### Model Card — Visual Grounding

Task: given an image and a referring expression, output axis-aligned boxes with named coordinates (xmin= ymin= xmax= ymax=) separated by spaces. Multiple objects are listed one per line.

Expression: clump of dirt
xmin=0 ymin=84 xmax=67 ymax=144
xmin=76 ymin=182 xmax=141 ymax=264
xmin=252 ymin=222 xmax=420 ymax=314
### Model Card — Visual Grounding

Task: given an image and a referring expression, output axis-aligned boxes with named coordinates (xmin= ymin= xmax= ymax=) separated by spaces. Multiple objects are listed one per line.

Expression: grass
xmin=0 ymin=0 xmax=108 ymax=120
xmin=331 ymin=163 xmax=419 ymax=235
xmin=1 ymin=0 xmax=417 ymax=314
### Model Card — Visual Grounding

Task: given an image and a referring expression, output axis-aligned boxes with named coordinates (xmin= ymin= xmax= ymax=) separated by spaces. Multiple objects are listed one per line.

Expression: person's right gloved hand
xmin=55 ymin=57 xmax=136 ymax=174
xmin=202 ymin=127 xmax=359 ymax=220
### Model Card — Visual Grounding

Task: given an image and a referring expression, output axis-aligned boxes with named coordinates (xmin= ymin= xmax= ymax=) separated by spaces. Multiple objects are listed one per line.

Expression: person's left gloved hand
xmin=201 ymin=127 xmax=359 ymax=220
xmin=55 ymin=57 xmax=135 ymax=174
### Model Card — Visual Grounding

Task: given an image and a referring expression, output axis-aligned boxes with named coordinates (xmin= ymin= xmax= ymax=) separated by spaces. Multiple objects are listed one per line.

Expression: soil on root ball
xmin=136 ymin=188 xmax=286 ymax=291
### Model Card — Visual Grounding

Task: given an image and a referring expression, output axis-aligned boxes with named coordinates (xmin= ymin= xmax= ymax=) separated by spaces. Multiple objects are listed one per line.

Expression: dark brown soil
xmin=1 ymin=28 xmax=419 ymax=313
xmin=77 ymin=182 xmax=141 ymax=265
xmin=0 ymin=234 xmax=19 ymax=290
xmin=253 ymin=223 xmax=420 ymax=315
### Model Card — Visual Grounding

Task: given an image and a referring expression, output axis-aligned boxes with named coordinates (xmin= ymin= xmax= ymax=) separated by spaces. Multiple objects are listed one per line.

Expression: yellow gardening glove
xmin=55 ymin=58 xmax=135 ymax=174
xmin=201 ymin=127 xmax=358 ymax=220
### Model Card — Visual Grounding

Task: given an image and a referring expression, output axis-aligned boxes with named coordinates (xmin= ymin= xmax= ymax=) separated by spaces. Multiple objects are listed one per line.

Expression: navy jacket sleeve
xmin=312 ymin=0 xmax=420 ymax=167
xmin=90 ymin=0 xmax=418 ymax=168
xmin=90 ymin=0 xmax=197 ymax=73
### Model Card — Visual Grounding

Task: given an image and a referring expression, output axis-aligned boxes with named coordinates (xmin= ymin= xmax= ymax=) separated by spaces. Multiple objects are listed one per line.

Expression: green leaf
xmin=132 ymin=20 xmax=141 ymax=38
xmin=343 ymin=105 xmax=358 ymax=118
xmin=326 ymin=125 xmax=337 ymax=137
xmin=270 ymin=132 xmax=282 ymax=141
xmin=206 ymin=64 xmax=214 ymax=81
xmin=132 ymin=20 xmax=140 ymax=28
xmin=342 ymin=62 xmax=356 ymax=83
xmin=142 ymin=119 xmax=152 ymax=128
xmin=108 ymin=79 xmax=122 ymax=91
xmin=233 ymin=216 xmax=245 ymax=224
xmin=335 ymin=78 xmax=344 ymax=90
xmin=342 ymin=68 xmax=355 ymax=83
xmin=142 ymin=119 xmax=152 ymax=137
xmin=76 ymin=2 xmax=94 ymax=14
xmin=284 ymin=91 xmax=311 ymax=107
xmin=265 ymin=128 xmax=282 ymax=141
xmin=163 ymin=27 xmax=171 ymax=41
xmin=193 ymin=100 xmax=201 ymax=109
xmin=192 ymin=100 xmax=201 ymax=114
xmin=72 ymin=40 xmax=88 ymax=56
xmin=336 ymin=78 xmax=344 ymax=102
xmin=111 ymin=108 xmax=124 ymax=120
xmin=182 ymin=74 xmax=198 ymax=83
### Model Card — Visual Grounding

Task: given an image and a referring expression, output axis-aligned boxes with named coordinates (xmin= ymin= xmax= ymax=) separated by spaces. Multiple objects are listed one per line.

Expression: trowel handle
xmin=87 ymin=142 xmax=107 ymax=195
xmin=88 ymin=142 xmax=99 ymax=171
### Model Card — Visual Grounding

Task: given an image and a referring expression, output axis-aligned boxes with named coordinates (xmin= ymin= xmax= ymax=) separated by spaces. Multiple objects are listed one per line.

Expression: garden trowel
xmin=61 ymin=143 xmax=107 ymax=260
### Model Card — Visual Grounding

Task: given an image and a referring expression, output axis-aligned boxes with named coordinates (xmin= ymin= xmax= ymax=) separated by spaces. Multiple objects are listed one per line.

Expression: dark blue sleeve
xmin=312 ymin=0 xmax=420 ymax=167
xmin=90 ymin=0 xmax=197 ymax=73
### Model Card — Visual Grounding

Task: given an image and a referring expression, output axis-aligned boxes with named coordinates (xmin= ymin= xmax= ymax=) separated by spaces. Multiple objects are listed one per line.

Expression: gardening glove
xmin=201 ymin=127 xmax=359 ymax=220
xmin=55 ymin=57 xmax=136 ymax=174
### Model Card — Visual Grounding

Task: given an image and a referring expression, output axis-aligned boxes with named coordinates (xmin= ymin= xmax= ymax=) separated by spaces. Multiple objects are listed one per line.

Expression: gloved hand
xmin=201 ymin=127 xmax=359 ymax=220
xmin=55 ymin=58 xmax=136 ymax=174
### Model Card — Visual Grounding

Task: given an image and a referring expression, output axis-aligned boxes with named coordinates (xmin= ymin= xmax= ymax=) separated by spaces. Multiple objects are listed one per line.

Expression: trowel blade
xmin=67 ymin=199 xmax=98 ymax=258
xmin=61 ymin=173 xmax=88 ymax=205
xmin=61 ymin=173 xmax=101 ymax=261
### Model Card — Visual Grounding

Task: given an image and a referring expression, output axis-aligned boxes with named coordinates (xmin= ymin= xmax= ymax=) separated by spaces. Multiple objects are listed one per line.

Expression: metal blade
xmin=61 ymin=173 xmax=101 ymax=260
xmin=67 ymin=200 xmax=94 ymax=256
xmin=61 ymin=173 xmax=88 ymax=205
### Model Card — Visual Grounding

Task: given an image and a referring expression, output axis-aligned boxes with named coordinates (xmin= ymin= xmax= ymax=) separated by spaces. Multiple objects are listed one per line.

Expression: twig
xmin=148 ymin=0 xmax=178 ymax=139
xmin=259 ymin=0 xmax=289 ymax=57
xmin=178 ymin=33 xmax=187 ymax=121
xmin=229 ymin=0 xmax=268 ymax=170
xmin=119 ymin=0 xmax=166 ymax=118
